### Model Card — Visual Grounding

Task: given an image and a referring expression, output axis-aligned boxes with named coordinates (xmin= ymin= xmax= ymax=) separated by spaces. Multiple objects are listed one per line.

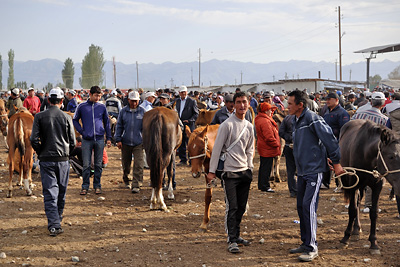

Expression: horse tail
xmin=14 ymin=117 xmax=25 ymax=156
xmin=148 ymin=112 xmax=163 ymax=189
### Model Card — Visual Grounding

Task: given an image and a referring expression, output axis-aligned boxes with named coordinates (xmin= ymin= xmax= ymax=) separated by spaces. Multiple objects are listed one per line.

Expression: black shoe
xmin=290 ymin=245 xmax=307 ymax=254
xmin=290 ymin=193 xmax=297 ymax=198
xmin=227 ymin=242 xmax=240 ymax=253
xmin=49 ymin=227 xmax=64 ymax=237
xmin=237 ymin=237 xmax=251 ymax=246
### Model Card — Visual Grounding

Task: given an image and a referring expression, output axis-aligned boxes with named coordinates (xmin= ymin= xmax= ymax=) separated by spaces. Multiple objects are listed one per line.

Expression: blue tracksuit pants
xmin=296 ymin=173 xmax=322 ymax=252
xmin=40 ymin=161 xmax=70 ymax=230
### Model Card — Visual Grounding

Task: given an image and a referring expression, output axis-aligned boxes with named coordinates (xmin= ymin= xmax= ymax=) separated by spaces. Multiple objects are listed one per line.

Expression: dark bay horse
xmin=7 ymin=109 xmax=34 ymax=197
xmin=339 ymin=119 xmax=400 ymax=255
xmin=186 ymin=124 xmax=219 ymax=230
xmin=143 ymin=107 xmax=182 ymax=211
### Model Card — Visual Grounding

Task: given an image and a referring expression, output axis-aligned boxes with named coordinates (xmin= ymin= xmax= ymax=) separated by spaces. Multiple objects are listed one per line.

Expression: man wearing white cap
xmin=139 ymin=92 xmax=156 ymax=112
xmin=115 ymin=91 xmax=145 ymax=193
xmin=175 ymin=85 xmax=199 ymax=166
xmin=106 ymin=90 xmax=122 ymax=118
xmin=6 ymin=88 xmax=23 ymax=118
xmin=30 ymin=88 xmax=76 ymax=236
xmin=66 ymin=90 xmax=78 ymax=113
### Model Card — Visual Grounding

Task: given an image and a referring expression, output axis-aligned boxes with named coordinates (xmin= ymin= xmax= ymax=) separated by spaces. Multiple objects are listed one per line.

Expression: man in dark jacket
xmin=73 ymin=86 xmax=111 ymax=195
xmin=210 ymin=94 xmax=253 ymax=125
xmin=175 ymin=85 xmax=199 ymax=165
xmin=287 ymin=90 xmax=344 ymax=262
xmin=30 ymin=88 xmax=76 ymax=236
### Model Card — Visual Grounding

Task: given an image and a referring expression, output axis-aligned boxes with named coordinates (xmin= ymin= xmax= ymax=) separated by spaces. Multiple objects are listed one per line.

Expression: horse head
xmin=378 ymin=128 xmax=400 ymax=196
xmin=188 ymin=125 xmax=209 ymax=178
xmin=0 ymin=100 xmax=8 ymax=136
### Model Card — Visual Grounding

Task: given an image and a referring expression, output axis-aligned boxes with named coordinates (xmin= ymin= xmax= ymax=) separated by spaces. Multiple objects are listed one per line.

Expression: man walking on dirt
xmin=30 ymin=88 xmax=76 ymax=236
xmin=207 ymin=91 xmax=255 ymax=254
xmin=287 ymin=90 xmax=344 ymax=262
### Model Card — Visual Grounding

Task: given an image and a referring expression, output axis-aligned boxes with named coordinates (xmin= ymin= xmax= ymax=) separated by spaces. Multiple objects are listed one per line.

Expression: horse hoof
xmin=7 ymin=191 xmax=12 ymax=198
xmin=369 ymin=249 xmax=380 ymax=255
xmin=168 ymin=194 xmax=175 ymax=200
xmin=338 ymin=242 xmax=348 ymax=249
xmin=26 ymin=190 xmax=32 ymax=196
xmin=350 ymin=235 xmax=360 ymax=241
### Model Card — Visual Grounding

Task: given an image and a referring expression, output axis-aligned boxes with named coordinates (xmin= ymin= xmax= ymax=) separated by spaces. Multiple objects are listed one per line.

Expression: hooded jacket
xmin=255 ymin=112 xmax=280 ymax=157
xmin=73 ymin=100 xmax=111 ymax=141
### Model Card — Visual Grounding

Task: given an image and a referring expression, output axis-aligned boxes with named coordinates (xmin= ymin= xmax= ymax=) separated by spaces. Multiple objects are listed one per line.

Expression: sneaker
xmin=362 ymin=207 xmax=381 ymax=213
xmin=49 ymin=227 xmax=64 ymax=237
xmin=265 ymin=188 xmax=275 ymax=193
xmin=237 ymin=237 xmax=251 ymax=246
xmin=298 ymin=250 xmax=318 ymax=262
xmin=132 ymin=188 xmax=140 ymax=194
xmin=320 ymin=184 xmax=329 ymax=190
xmin=227 ymin=242 xmax=240 ymax=253
xmin=290 ymin=245 xmax=307 ymax=254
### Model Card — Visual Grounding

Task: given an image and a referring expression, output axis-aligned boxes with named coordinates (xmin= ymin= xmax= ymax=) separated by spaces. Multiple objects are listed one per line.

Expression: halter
xmin=335 ymin=140 xmax=400 ymax=189
xmin=189 ymin=135 xmax=209 ymax=160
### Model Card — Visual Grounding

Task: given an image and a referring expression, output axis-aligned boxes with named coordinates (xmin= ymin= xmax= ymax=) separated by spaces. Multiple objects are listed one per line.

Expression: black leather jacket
xmin=30 ymin=106 xmax=76 ymax=161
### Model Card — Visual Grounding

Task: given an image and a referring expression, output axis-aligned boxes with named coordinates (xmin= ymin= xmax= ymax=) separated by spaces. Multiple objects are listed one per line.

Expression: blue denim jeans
xmin=82 ymin=139 xmax=104 ymax=190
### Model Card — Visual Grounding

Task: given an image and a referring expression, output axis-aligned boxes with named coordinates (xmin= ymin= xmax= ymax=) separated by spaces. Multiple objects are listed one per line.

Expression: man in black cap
xmin=101 ymin=89 xmax=110 ymax=101
xmin=30 ymin=88 xmax=76 ymax=236
xmin=321 ymin=92 xmax=350 ymax=189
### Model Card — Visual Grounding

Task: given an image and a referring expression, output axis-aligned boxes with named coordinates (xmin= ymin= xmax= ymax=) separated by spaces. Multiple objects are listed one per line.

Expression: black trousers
xmin=222 ymin=172 xmax=252 ymax=243
xmin=283 ymin=145 xmax=297 ymax=195
xmin=258 ymin=156 xmax=273 ymax=191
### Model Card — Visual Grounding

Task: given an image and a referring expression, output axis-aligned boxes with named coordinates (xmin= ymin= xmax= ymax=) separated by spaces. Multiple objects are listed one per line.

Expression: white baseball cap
xmin=12 ymin=88 xmax=20 ymax=95
xmin=179 ymin=85 xmax=188 ymax=92
xmin=371 ymin=92 xmax=385 ymax=100
xmin=49 ymin=88 xmax=64 ymax=99
xmin=145 ymin=92 xmax=156 ymax=98
xmin=128 ymin=91 xmax=140 ymax=100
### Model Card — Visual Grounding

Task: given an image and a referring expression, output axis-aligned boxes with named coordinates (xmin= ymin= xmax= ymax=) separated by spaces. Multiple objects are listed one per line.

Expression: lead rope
xmin=334 ymin=141 xmax=400 ymax=190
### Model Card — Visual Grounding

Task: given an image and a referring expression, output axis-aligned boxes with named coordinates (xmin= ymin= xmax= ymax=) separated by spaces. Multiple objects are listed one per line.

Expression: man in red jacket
xmin=23 ymin=88 xmax=41 ymax=116
xmin=255 ymin=102 xmax=281 ymax=193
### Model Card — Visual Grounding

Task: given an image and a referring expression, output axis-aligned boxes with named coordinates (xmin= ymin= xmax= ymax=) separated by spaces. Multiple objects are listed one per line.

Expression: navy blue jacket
xmin=73 ymin=100 xmax=111 ymax=141
xmin=114 ymin=106 xmax=145 ymax=146
xmin=292 ymin=107 xmax=340 ymax=176
xmin=322 ymin=104 xmax=350 ymax=139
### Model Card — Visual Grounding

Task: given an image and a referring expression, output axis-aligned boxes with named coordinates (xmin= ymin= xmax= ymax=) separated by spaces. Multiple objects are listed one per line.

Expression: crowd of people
xmin=3 ymin=84 xmax=400 ymax=262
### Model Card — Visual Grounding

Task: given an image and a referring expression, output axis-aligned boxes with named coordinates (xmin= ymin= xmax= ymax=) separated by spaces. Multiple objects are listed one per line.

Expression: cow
xmin=6 ymin=109 xmax=35 ymax=197
xmin=338 ymin=119 xmax=400 ymax=255
xmin=142 ymin=107 xmax=182 ymax=211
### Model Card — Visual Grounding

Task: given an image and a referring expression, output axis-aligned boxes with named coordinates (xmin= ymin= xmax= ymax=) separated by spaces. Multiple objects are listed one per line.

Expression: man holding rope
xmin=287 ymin=90 xmax=344 ymax=262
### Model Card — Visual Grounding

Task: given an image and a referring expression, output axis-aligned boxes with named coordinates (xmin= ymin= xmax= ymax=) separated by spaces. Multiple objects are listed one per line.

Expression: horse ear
xmin=380 ymin=129 xmax=392 ymax=145
xmin=200 ymin=125 xmax=208 ymax=136
xmin=184 ymin=125 xmax=191 ymax=137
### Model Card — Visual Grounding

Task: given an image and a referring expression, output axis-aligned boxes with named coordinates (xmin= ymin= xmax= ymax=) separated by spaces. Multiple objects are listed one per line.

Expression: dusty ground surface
xmin=0 ymin=140 xmax=400 ymax=267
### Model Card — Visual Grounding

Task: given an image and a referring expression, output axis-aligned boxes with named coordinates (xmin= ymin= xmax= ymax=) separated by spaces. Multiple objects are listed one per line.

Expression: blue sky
xmin=1 ymin=0 xmax=399 ymax=65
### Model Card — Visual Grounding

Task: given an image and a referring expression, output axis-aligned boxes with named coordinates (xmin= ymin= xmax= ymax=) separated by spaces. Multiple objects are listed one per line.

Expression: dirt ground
xmin=1 ymin=140 xmax=400 ymax=267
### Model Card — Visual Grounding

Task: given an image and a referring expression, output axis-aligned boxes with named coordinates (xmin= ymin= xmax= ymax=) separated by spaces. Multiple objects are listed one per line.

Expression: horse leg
xmin=200 ymin=187 xmax=212 ymax=231
xmin=274 ymin=155 xmax=281 ymax=182
xmin=166 ymin=159 xmax=174 ymax=200
xmin=157 ymin=187 xmax=168 ymax=212
xmin=351 ymin=190 xmax=362 ymax=240
xmin=150 ymin=188 xmax=157 ymax=210
xmin=23 ymin=149 xmax=33 ymax=196
xmin=7 ymin=151 xmax=14 ymax=198
xmin=368 ymin=181 xmax=383 ymax=255
xmin=340 ymin=190 xmax=357 ymax=246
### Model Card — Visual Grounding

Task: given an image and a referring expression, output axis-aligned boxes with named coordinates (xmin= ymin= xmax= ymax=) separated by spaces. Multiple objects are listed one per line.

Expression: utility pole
xmin=136 ymin=61 xmax=139 ymax=89
xmin=272 ymin=75 xmax=275 ymax=82
xmin=240 ymin=71 xmax=243 ymax=85
xmin=349 ymin=69 xmax=352 ymax=81
xmin=335 ymin=60 xmax=338 ymax=80
xmin=191 ymin=68 xmax=194 ymax=86
xmin=154 ymin=80 xmax=156 ymax=90
xmin=338 ymin=6 xmax=343 ymax=81
xmin=113 ymin=56 xmax=117 ymax=88
xmin=170 ymin=78 xmax=174 ymax=89
xmin=198 ymin=48 xmax=201 ymax=87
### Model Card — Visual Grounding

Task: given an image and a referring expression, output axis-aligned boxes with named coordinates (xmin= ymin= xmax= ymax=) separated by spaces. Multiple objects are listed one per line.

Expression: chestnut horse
xmin=143 ymin=107 xmax=182 ymax=211
xmin=186 ymin=124 xmax=219 ymax=230
xmin=6 ymin=109 xmax=34 ymax=197
xmin=0 ymin=99 xmax=9 ymax=147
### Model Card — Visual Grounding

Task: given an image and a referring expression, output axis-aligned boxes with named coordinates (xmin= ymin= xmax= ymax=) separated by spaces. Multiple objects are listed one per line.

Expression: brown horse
xmin=195 ymin=109 xmax=219 ymax=126
xmin=186 ymin=124 xmax=219 ymax=230
xmin=0 ymin=99 xmax=9 ymax=147
xmin=270 ymin=112 xmax=286 ymax=183
xmin=6 ymin=109 xmax=34 ymax=197
xmin=143 ymin=107 xmax=182 ymax=211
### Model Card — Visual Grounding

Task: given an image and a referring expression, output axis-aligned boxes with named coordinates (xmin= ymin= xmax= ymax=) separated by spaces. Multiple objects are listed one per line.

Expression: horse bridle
xmin=335 ymin=140 xmax=400 ymax=189
xmin=188 ymin=135 xmax=209 ymax=160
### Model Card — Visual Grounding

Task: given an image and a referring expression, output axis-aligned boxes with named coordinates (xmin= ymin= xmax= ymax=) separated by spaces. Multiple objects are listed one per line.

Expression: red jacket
xmin=255 ymin=113 xmax=281 ymax=157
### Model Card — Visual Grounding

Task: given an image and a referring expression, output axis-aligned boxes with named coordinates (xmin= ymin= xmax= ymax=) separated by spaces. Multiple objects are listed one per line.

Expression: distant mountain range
xmin=1 ymin=58 xmax=399 ymax=90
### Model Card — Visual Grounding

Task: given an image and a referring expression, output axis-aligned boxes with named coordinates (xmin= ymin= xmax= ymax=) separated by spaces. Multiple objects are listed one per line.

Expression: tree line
xmin=1 ymin=44 xmax=105 ymax=91
xmin=0 ymin=45 xmax=399 ymax=91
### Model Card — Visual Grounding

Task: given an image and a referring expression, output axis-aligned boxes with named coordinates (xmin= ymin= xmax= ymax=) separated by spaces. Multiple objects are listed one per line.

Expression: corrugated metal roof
xmin=354 ymin=43 xmax=400 ymax=54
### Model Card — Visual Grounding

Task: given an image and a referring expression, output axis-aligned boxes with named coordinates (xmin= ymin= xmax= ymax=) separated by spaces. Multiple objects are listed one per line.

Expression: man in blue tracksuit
xmin=73 ymin=86 xmax=112 ymax=195
xmin=114 ymin=91 xmax=145 ymax=193
xmin=287 ymin=90 xmax=344 ymax=262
